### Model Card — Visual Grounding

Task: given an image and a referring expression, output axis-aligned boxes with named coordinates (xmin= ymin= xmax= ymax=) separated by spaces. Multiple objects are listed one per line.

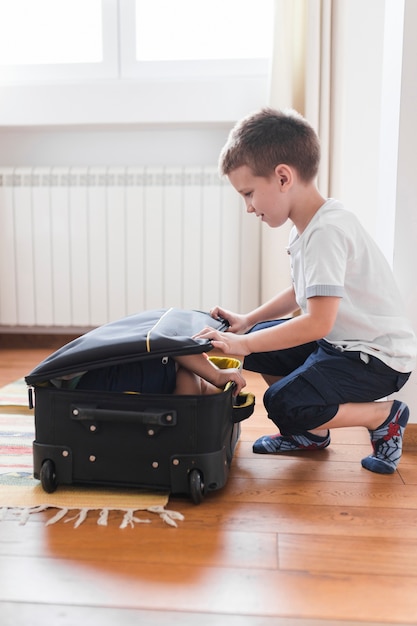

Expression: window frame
xmin=0 ymin=0 xmax=272 ymax=125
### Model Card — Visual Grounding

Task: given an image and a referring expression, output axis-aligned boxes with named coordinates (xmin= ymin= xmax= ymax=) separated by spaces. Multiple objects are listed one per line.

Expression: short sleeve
xmin=303 ymin=226 xmax=348 ymax=298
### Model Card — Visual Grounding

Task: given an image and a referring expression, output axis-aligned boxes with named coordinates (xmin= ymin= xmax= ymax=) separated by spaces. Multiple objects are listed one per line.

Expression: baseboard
xmin=0 ymin=333 xmax=83 ymax=349
xmin=404 ymin=424 xmax=417 ymax=450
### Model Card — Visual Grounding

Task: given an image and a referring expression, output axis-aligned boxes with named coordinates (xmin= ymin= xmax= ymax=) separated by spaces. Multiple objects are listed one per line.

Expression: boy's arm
xmin=174 ymin=353 xmax=246 ymax=394
xmin=211 ymin=286 xmax=298 ymax=333
xmin=197 ymin=296 xmax=341 ymax=355
xmin=245 ymin=286 xmax=299 ymax=327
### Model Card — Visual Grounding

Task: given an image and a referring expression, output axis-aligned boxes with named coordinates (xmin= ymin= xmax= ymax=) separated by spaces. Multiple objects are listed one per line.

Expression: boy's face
xmin=228 ymin=165 xmax=290 ymax=228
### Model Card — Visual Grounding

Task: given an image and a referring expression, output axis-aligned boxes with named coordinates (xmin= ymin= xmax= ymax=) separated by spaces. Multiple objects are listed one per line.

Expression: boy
xmin=195 ymin=107 xmax=417 ymax=474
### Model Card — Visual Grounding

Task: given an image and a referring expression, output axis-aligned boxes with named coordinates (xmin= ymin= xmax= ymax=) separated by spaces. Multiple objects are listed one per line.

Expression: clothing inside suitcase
xmin=26 ymin=308 xmax=255 ymax=504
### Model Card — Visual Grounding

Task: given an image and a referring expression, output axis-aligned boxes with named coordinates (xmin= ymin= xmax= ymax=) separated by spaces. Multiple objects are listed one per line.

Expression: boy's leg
xmin=312 ymin=399 xmax=409 ymax=474
xmin=174 ymin=366 xmax=203 ymax=395
xmin=254 ymin=398 xmax=409 ymax=473
xmin=244 ymin=321 xmax=327 ymax=452
xmin=362 ymin=401 xmax=409 ymax=474
xmin=174 ymin=366 xmax=220 ymax=395
xmin=252 ymin=340 xmax=410 ymax=473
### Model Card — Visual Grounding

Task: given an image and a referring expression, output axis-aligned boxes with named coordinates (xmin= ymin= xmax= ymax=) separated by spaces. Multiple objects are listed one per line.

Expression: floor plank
xmin=232 ymin=455 xmax=404 ymax=483
xmin=1 ymin=554 xmax=417 ymax=624
xmin=217 ymin=476 xmax=417 ymax=508
xmin=0 ymin=521 xmax=279 ymax=569
xmin=1 ymin=603 xmax=402 ymax=626
xmin=278 ymin=533 xmax=417 ymax=576
xmin=166 ymin=499 xmax=417 ymax=539
xmin=0 ymin=348 xmax=54 ymax=386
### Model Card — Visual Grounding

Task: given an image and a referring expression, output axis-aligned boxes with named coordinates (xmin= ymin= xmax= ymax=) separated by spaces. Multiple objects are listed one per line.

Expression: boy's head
xmin=219 ymin=107 xmax=321 ymax=183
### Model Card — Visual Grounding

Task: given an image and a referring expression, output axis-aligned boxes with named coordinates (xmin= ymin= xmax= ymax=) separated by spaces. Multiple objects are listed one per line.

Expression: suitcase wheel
xmin=189 ymin=469 xmax=205 ymax=505
xmin=40 ymin=459 xmax=58 ymax=493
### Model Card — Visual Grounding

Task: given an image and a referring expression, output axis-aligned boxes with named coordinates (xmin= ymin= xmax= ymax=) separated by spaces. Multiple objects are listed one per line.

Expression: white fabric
xmin=287 ymin=199 xmax=417 ymax=373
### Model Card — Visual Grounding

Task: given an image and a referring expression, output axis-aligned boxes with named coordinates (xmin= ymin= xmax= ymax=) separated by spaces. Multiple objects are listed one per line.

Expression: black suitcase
xmin=25 ymin=308 xmax=255 ymax=504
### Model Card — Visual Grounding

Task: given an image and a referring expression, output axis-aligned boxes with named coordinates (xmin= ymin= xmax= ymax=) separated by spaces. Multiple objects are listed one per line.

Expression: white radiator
xmin=0 ymin=166 xmax=261 ymax=329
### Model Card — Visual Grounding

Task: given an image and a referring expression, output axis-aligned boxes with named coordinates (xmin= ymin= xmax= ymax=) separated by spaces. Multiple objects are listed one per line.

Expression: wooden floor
xmin=1 ymin=345 xmax=417 ymax=626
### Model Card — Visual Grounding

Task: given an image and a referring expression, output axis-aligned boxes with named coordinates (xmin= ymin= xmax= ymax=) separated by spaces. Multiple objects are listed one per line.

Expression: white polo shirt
xmin=287 ymin=198 xmax=417 ymax=373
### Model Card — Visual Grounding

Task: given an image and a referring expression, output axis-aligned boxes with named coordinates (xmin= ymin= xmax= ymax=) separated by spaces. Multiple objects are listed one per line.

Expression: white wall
xmin=392 ymin=0 xmax=417 ymax=417
xmin=330 ymin=0 xmax=386 ymax=241
xmin=0 ymin=125 xmax=232 ymax=168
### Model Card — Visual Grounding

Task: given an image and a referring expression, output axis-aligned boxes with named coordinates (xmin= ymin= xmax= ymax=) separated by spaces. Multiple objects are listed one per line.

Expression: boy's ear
xmin=274 ymin=164 xmax=293 ymax=189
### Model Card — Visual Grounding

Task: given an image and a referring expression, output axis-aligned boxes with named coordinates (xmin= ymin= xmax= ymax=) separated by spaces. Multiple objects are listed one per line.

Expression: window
xmin=0 ymin=0 xmax=273 ymax=81
xmin=120 ymin=0 xmax=273 ymax=79
xmin=0 ymin=0 xmax=274 ymax=124
xmin=135 ymin=0 xmax=272 ymax=61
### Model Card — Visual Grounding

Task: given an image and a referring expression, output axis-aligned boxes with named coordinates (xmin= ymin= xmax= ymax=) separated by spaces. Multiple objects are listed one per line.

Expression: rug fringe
xmin=46 ymin=507 xmax=69 ymax=525
xmin=0 ymin=505 xmax=184 ymax=528
xmin=97 ymin=508 xmax=109 ymax=526
xmin=119 ymin=509 xmax=152 ymax=529
xmin=148 ymin=506 xmax=186 ymax=528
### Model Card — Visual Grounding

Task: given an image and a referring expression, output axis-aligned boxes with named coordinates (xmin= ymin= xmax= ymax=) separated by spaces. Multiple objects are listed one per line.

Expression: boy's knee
xmin=263 ymin=380 xmax=338 ymax=435
xmin=264 ymin=382 xmax=299 ymax=433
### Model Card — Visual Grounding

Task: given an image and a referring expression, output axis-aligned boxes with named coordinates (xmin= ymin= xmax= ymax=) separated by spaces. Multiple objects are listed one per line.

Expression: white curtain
xmin=261 ymin=0 xmax=339 ymax=301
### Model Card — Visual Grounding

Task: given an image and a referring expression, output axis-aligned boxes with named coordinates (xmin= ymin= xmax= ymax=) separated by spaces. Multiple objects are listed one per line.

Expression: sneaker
xmin=253 ymin=430 xmax=330 ymax=454
xmin=361 ymin=400 xmax=409 ymax=474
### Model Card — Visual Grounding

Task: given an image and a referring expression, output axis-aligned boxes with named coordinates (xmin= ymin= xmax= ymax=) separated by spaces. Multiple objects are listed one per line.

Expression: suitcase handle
xmin=232 ymin=392 xmax=255 ymax=423
xmin=71 ymin=404 xmax=177 ymax=427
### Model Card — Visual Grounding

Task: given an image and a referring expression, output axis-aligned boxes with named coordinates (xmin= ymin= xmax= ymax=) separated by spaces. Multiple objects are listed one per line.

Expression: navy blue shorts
xmin=244 ymin=320 xmax=410 ymax=435
xmin=76 ymin=356 xmax=177 ymax=394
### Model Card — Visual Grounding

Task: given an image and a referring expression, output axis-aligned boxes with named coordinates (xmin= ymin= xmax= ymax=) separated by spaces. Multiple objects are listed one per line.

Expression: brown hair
xmin=219 ymin=107 xmax=321 ymax=182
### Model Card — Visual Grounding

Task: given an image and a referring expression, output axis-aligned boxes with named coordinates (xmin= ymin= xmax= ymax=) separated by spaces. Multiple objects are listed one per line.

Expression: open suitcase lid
xmin=25 ymin=308 xmax=228 ymax=384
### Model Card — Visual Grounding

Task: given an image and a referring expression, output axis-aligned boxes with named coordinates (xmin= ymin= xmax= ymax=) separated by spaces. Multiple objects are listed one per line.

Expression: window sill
xmin=0 ymin=74 xmax=269 ymax=126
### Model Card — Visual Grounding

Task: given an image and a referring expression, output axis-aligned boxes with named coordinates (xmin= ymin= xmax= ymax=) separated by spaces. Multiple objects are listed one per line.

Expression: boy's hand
xmin=195 ymin=327 xmax=251 ymax=356
xmin=210 ymin=306 xmax=252 ymax=334
xmin=215 ymin=368 xmax=246 ymax=396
